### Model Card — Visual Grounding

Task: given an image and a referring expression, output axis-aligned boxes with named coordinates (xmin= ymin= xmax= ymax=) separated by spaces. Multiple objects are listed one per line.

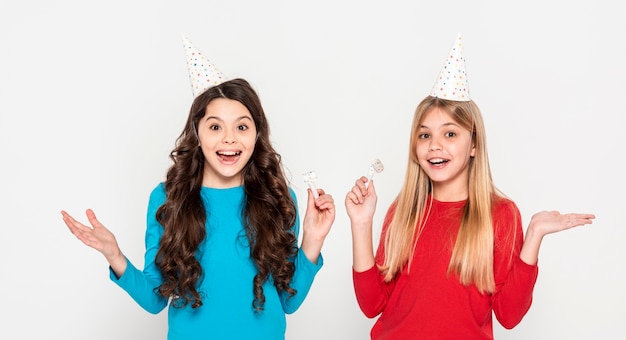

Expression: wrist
xmin=105 ymin=250 xmax=125 ymax=267
xmin=300 ymin=240 xmax=322 ymax=265
xmin=526 ymin=221 xmax=545 ymax=242
xmin=106 ymin=251 xmax=128 ymax=278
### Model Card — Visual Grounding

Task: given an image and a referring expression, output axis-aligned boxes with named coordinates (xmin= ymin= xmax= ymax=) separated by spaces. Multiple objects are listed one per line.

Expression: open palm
xmin=61 ymin=209 xmax=121 ymax=259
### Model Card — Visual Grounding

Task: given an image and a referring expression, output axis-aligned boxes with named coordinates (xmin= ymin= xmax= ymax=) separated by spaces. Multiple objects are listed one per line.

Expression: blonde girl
xmin=345 ymin=35 xmax=594 ymax=339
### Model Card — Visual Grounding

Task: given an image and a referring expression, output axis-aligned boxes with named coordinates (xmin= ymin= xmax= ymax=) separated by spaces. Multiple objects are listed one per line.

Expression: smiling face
xmin=415 ymin=107 xmax=475 ymax=201
xmin=196 ymin=98 xmax=258 ymax=188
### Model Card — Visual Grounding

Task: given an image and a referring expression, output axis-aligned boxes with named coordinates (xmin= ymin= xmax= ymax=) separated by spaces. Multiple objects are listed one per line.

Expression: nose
xmin=428 ymin=137 xmax=442 ymax=151
xmin=223 ymin=130 xmax=237 ymax=144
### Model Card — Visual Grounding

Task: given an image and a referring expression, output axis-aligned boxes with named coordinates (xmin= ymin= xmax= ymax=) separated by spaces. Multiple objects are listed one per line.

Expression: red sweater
xmin=353 ymin=197 xmax=538 ymax=340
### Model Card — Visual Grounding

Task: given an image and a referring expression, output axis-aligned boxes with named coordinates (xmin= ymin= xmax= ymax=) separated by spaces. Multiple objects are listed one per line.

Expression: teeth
xmin=218 ymin=151 xmax=240 ymax=156
xmin=430 ymin=158 xmax=446 ymax=164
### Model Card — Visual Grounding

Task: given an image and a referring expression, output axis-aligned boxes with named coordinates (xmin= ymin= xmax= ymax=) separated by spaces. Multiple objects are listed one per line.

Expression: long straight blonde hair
xmin=381 ymin=96 xmax=505 ymax=293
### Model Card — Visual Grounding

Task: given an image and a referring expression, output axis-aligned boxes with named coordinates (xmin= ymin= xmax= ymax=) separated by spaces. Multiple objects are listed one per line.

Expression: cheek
xmin=454 ymin=144 xmax=473 ymax=159
xmin=414 ymin=142 xmax=427 ymax=156
xmin=198 ymin=144 xmax=211 ymax=158
xmin=241 ymin=133 xmax=258 ymax=148
xmin=412 ymin=145 xmax=425 ymax=163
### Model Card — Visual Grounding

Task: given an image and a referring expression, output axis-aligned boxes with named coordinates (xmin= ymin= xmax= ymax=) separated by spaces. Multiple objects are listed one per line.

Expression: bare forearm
xmin=301 ymin=234 xmax=324 ymax=265
xmin=351 ymin=222 xmax=375 ymax=272
xmin=519 ymin=226 xmax=543 ymax=265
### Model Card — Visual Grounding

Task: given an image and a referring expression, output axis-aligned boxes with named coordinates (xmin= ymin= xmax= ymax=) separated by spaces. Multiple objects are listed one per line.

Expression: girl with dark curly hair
xmin=61 ymin=38 xmax=335 ymax=340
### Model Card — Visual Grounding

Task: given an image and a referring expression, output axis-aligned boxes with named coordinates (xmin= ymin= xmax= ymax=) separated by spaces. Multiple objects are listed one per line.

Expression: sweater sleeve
xmin=352 ymin=265 xmax=393 ymax=318
xmin=491 ymin=199 xmax=539 ymax=329
xmin=280 ymin=188 xmax=323 ymax=314
xmin=109 ymin=183 xmax=169 ymax=314
xmin=281 ymin=248 xmax=323 ymax=313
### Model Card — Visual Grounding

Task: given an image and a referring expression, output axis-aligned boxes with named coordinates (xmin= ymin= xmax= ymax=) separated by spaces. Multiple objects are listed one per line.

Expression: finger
xmin=353 ymin=188 xmax=365 ymax=204
xmin=368 ymin=180 xmax=376 ymax=194
xmin=566 ymin=213 xmax=595 ymax=221
xmin=570 ymin=213 xmax=595 ymax=220
xmin=85 ymin=209 xmax=105 ymax=229
xmin=61 ymin=210 xmax=79 ymax=225
xmin=346 ymin=188 xmax=360 ymax=204
xmin=61 ymin=211 xmax=90 ymax=233
xmin=573 ymin=217 xmax=595 ymax=226
xmin=315 ymin=194 xmax=331 ymax=208
xmin=68 ymin=222 xmax=98 ymax=246
xmin=345 ymin=191 xmax=360 ymax=205
xmin=304 ymin=189 xmax=316 ymax=211
xmin=316 ymin=195 xmax=335 ymax=211
xmin=559 ymin=216 xmax=594 ymax=231
xmin=355 ymin=177 xmax=368 ymax=195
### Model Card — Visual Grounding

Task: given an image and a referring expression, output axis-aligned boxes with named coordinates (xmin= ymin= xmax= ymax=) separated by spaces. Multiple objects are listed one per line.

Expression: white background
xmin=1 ymin=0 xmax=624 ymax=339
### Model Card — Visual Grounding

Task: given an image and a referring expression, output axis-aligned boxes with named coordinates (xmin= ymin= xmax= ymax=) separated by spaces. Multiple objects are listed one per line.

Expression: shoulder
xmin=384 ymin=200 xmax=398 ymax=220
xmin=493 ymin=196 xmax=520 ymax=216
xmin=287 ymin=186 xmax=298 ymax=204
xmin=148 ymin=182 xmax=167 ymax=208
xmin=150 ymin=182 xmax=166 ymax=199
xmin=381 ymin=200 xmax=399 ymax=232
xmin=492 ymin=196 xmax=522 ymax=230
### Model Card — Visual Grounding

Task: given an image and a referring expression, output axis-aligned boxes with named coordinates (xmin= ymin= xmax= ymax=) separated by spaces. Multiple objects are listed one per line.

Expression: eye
xmin=209 ymin=124 xmax=221 ymax=131
xmin=237 ymin=124 xmax=249 ymax=131
xmin=445 ymin=131 xmax=456 ymax=138
xmin=418 ymin=133 xmax=430 ymax=139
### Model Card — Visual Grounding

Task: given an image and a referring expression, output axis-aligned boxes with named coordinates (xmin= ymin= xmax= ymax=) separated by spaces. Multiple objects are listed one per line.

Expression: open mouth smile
xmin=217 ymin=151 xmax=242 ymax=161
xmin=428 ymin=158 xmax=449 ymax=165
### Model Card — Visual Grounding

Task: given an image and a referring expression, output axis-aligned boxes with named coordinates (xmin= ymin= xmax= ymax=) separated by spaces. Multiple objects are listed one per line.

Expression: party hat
xmin=182 ymin=35 xmax=226 ymax=98
xmin=430 ymin=33 xmax=470 ymax=101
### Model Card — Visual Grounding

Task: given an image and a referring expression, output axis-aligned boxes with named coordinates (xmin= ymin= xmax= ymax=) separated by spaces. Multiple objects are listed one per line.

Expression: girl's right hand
xmin=61 ymin=209 xmax=127 ymax=276
xmin=345 ymin=177 xmax=378 ymax=271
xmin=345 ymin=176 xmax=378 ymax=225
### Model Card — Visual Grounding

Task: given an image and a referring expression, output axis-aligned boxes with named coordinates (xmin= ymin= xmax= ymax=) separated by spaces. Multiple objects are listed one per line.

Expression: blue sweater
xmin=110 ymin=183 xmax=323 ymax=339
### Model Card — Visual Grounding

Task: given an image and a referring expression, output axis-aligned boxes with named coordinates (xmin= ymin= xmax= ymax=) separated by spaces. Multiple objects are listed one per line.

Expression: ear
xmin=470 ymin=143 xmax=476 ymax=158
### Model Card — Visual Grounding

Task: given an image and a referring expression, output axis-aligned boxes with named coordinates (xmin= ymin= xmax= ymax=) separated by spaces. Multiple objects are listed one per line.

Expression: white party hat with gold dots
xmin=182 ymin=35 xmax=226 ymax=98
xmin=430 ymin=33 xmax=470 ymax=101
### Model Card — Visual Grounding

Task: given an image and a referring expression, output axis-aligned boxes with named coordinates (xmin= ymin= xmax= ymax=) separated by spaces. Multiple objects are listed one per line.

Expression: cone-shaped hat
xmin=182 ymin=35 xmax=226 ymax=98
xmin=430 ymin=33 xmax=470 ymax=101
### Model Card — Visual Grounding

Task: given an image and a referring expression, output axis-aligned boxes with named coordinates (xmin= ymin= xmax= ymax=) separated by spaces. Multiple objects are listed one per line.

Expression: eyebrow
xmin=419 ymin=122 xmax=459 ymax=129
xmin=205 ymin=115 xmax=254 ymax=122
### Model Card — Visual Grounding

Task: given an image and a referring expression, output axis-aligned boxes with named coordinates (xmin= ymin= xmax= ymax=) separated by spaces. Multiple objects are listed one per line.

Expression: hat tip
xmin=428 ymin=33 xmax=471 ymax=102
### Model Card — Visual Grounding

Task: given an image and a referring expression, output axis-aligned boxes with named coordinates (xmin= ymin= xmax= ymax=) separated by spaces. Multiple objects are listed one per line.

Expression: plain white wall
xmin=1 ymin=0 xmax=624 ymax=339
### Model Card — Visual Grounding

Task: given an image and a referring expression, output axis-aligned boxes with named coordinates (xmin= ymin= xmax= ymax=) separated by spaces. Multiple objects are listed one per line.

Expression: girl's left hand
xmin=303 ymin=188 xmax=335 ymax=241
xmin=529 ymin=210 xmax=595 ymax=237
xmin=301 ymin=188 xmax=335 ymax=263
xmin=520 ymin=210 xmax=596 ymax=265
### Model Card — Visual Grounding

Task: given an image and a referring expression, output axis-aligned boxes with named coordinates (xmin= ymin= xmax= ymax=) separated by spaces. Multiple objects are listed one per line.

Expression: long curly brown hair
xmin=154 ymin=78 xmax=298 ymax=311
